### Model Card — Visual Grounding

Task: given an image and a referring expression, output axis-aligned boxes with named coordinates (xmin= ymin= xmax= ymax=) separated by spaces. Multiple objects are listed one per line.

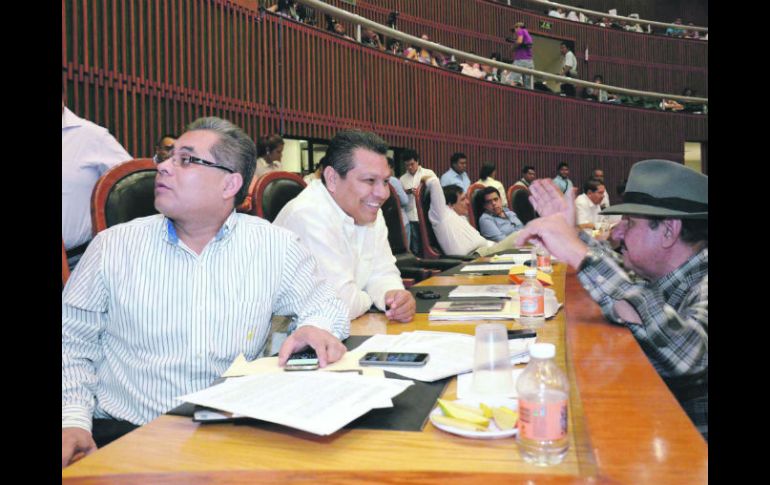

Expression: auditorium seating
xmin=90 ymin=159 xmax=159 ymax=235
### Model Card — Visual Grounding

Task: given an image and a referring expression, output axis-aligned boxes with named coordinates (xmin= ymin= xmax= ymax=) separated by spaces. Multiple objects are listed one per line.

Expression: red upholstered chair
xmin=507 ymin=184 xmax=527 ymax=212
xmin=91 ymin=158 xmax=159 ymax=235
xmin=62 ymin=238 xmax=70 ymax=288
xmin=236 ymin=173 xmax=260 ymax=213
xmin=508 ymin=184 xmax=538 ymax=224
xmin=466 ymin=182 xmax=486 ymax=229
xmin=251 ymin=171 xmax=307 ymax=222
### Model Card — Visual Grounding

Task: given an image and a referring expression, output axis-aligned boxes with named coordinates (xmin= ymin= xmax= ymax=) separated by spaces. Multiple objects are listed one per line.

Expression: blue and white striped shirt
xmin=62 ymin=211 xmax=349 ymax=431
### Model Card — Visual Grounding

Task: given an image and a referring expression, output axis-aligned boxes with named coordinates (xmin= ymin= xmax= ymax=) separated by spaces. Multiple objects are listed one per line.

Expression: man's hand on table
xmin=277 ymin=326 xmax=347 ymax=368
xmin=62 ymin=427 xmax=97 ymax=468
xmin=384 ymin=289 xmax=416 ymax=323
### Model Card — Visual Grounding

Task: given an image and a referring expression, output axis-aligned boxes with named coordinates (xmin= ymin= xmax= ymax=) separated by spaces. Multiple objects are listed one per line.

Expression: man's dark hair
xmin=156 ymin=133 xmax=177 ymax=147
xmin=401 ymin=148 xmax=420 ymax=163
xmin=557 ymin=162 xmax=569 ymax=170
xmin=186 ymin=117 xmax=257 ymax=207
xmin=593 ymin=74 xmax=604 ymax=83
xmin=256 ymin=134 xmax=284 ymax=157
xmin=450 ymin=152 xmax=467 ymax=168
xmin=481 ymin=186 xmax=501 ymax=200
xmin=647 ymin=218 xmax=708 ymax=246
xmin=560 ymin=42 xmax=569 ymax=49
xmin=321 ymin=129 xmax=388 ymax=184
xmin=443 ymin=184 xmax=464 ymax=205
xmin=583 ymin=178 xmax=604 ymax=193
xmin=479 ymin=161 xmax=497 ymax=181
xmin=521 ymin=165 xmax=535 ymax=175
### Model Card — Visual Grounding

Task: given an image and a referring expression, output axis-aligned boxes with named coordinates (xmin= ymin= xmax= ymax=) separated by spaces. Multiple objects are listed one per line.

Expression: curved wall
xmin=62 ymin=0 xmax=707 ymax=203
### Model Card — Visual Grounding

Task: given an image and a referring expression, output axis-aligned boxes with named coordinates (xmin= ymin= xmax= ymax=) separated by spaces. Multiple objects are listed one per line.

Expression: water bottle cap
xmin=530 ymin=343 xmax=555 ymax=359
xmin=524 ymin=268 xmax=538 ymax=277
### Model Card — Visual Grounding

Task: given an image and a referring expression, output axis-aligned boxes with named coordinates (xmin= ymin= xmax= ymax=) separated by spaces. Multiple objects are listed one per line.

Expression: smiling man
xmin=274 ymin=130 xmax=416 ymax=322
xmin=62 ymin=117 xmax=349 ymax=468
xmin=516 ymin=159 xmax=708 ymax=440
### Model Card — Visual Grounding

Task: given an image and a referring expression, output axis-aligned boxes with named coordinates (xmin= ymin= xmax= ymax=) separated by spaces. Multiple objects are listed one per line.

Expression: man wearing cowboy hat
xmin=516 ymin=159 xmax=708 ymax=441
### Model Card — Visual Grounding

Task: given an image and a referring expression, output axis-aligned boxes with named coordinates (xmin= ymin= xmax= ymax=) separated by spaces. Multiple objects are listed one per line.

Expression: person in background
xmin=559 ymin=42 xmax=577 ymax=96
xmin=512 ymin=165 xmax=536 ymax=191
xmin=510 ymin=21 xmax=535 ymax=89
xmin=666 ymin=18 xmax=687 ymax=37
xmin=153 ymin=134 xmax=176 ymax=163
xmin=274 ymin=130 xmax=416 ymax=322
xmin=552 ymin=162 xmax=574 ymax=195
xmin=516 ymin=159 xmax=708 ymax=440
xmin=399 ymin=149 xmax=437 ymax=256
xmin=440 ymin=152 xmax=471 ymax=192
xmin=477 ymin=161 xmax=508 ymax=208
xmin=62 ymin=116 xmax=349 ymax=468
xmin=590 ymin=168 xmax=612 ymax=207
xmin=255 ymin=134 xmax=285 ymax=178
xmin=478 ymin=186 xmax=523 ymax=242
xmin=304 ymin=162 xmax=323 ymax=184
xmin=575 ymin=178 xmax=607 ymax=231
xmin=62 ymin=103 xmax=132 ymax=268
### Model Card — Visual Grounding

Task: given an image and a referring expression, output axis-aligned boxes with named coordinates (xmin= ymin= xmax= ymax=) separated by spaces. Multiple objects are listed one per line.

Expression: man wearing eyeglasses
xmin=62 ymin=117 xmax=349 ymax=468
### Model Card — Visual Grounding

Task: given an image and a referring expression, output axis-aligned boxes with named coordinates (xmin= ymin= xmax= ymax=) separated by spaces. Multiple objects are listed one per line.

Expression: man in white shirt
xmin=560 ymin=42 xmax=577 ymax=77
xmin=399 ymin=149 xmax=437 ymax=255
xmin=62 ymin=104 xmax=132 ymax=266
xmin=425 ymin=177 xmax=519 ymax=257
xmin=575 ymin=178 xmax=607 ymax=230
xmin=63 ymin=117 xmax=348 ymax=468
xmin=591 ymin=168 xmax=611 ymax=208
xmin=274 ymin=130 xmax=416 ymax=322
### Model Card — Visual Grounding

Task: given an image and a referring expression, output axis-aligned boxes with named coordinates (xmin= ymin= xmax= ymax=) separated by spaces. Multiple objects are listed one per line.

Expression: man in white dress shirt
xmin=399 ymin=149 xmax=437 ymax=255
xmin=62 ymin=117 xmax=349 ymax=468
xmin=274 ymin=130 xmax=416 ymax=322
xmin=575 ymin=178 xmax=607 ymax=230
xmin=62 ymin=104 xmax=132 ymax=267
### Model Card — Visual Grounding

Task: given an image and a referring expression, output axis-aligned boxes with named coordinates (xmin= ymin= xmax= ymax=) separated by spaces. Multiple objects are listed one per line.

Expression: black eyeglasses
xmin=155 ymin=152 xmax=235 ymax=173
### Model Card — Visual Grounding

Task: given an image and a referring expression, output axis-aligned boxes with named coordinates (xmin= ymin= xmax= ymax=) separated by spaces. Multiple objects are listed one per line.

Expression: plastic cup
xmin=471 ymin=323 xmax=513 ymax=396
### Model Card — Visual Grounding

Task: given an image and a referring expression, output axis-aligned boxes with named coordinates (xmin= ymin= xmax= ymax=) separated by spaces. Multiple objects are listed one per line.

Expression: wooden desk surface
xmin=63 ymin=264 xmax=707 ymax=484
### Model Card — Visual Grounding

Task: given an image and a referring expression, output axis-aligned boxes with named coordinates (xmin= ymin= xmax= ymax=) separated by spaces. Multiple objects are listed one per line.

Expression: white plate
xmin=429 ymin=397 xmax=519 ymax=439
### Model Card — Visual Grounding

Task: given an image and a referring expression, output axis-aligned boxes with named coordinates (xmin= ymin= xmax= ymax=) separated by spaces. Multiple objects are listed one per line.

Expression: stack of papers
xmin=351 ymin=331 xmax=535 ymax=382
xmin=177 ymin=371 xmax=412 ymax=436
xmin=429 ymin=291 xmax=561 ymax=321
xmin=448 ymin=284 xmax=519 ymax=298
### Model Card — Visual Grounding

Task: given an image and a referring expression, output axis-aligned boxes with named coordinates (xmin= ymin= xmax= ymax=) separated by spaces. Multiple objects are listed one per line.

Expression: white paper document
xmin=489 ymin=253 xmax=534 ymax=265
xmin=177 ymin=372 xmax=413 ymax=436
xmin=351 ymin=331 xmax=535 ymax=382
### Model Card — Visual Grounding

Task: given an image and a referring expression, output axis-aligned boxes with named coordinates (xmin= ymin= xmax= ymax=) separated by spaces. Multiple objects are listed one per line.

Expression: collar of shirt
xmin=61 ymin=107 xmax=83 ymax=130
xmin=162 ymin=210 xmax=239 ymax=246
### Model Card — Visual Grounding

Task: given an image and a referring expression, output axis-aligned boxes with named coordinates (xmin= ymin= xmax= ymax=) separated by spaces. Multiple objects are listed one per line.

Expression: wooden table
xmin=62 ymin=264 xmax=707 ymax=484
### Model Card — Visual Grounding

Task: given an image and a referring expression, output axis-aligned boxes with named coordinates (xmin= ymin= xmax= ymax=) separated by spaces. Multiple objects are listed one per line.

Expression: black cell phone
xmin=416 ymin=290 xmax=441 ymax=299
xmin=359 ymin=352 xmax=430 ymax=367
xmin=284 ymin=347 xmax=319 ymax=371
xmin=507 ymin=329 xmax=537 ymax=340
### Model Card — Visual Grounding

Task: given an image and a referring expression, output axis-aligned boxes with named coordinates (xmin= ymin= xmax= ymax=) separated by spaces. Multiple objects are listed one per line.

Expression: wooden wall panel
xmin=63 ymin=0 xmax=707 ymax=206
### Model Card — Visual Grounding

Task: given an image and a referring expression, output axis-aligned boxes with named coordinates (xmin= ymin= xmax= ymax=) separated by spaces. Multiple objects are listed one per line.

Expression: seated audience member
xmin=361 ymin=28 xmax=385 ymax=50
xmin=575 ymin=178 xmax=607 ymax=230
xmin=440 ymin=152 xmax=471 ymax=191
xmin=513 ymin=165 xmax=537 ymax=191
xmin=274 ymin=130 xmax=416 ymax=322
xmin=477 ymin=161 xmax=508 ymax=208
xmin=517 ymin=159 xmax=708 ymax=440
xmin=400 ymin=149 xmax=437 ymax=256
xmin=582 ymin=75 xmax=618 ymax=103
xmin=62 ymin=104 xmax=132 ymax=268
xmin=460 ymin=60 xmax=486 ymax=79
xmin=425 ymin=177 xmax=519 ymax=257
xmin=665 ymin=18 xmax=687 ymax=37
xmin=62 ymin=117 xmax=349 ymax=468
xmin=153 ymin=134 xmax=176 ymax=163
xmin=589 ymin=168 xmax=611 ymax=207
xmin=552 ymin=162 xmax=574 ymax=194
xmin=387 ymin=157 xmax=411 ymax=248
xmin=255 ymin=134 xmax=285 ymax=178
xmin=478 ymin=186 xmax=523 ymax=242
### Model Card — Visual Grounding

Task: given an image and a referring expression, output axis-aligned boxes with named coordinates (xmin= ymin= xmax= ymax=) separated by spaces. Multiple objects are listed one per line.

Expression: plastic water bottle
xmin=516 ymin=343 xmax=570 ymax=466
xmin=518 ymin=268 xmax=545 ymax=327
xmin=535 ymin=246 xmax=552 ymax=273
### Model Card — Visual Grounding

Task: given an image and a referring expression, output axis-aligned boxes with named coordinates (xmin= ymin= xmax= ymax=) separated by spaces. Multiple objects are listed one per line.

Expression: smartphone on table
xmin=284 ymin=347 xmax=319 ymax=371
xmin=359 ymin=352 xmax=430 ymax=367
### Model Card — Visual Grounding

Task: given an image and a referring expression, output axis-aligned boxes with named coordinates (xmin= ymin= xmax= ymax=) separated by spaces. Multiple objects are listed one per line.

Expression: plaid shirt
xmin=576 ymin=232 xmax=708 ymax=439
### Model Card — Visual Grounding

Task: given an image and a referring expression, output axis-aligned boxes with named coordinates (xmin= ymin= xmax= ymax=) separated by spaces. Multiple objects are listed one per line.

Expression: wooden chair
xmin=62 ymin=238 xmax=70 ymax=288
xmin=91 ymin=158 xmax=159 ymax=235
xmin=251 ymin=171 xmax=307 ymax=222
xmin=235 ymin=172 xmax=260 ymax=213
xmin=506 ymin=184 xmax=527 ymax=212
xmin=466 ymin=182 xmax=486 ymax=229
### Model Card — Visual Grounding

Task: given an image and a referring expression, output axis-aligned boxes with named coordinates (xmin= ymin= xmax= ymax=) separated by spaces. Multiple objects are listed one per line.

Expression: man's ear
xmin=661 ymin=219 xmax=682 ymax=249
xmin=323 ymin=166 xmax=338 ymax=193
xmin=222 ymin=172 xmax=243 ymax=201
